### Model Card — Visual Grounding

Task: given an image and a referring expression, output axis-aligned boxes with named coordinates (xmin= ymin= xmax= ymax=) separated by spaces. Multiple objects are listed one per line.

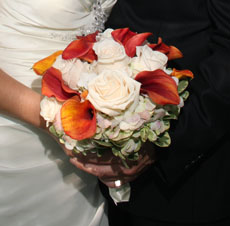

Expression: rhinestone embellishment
xmin=49 ymin=0 xmax=108 ymax=41
xmin=81 ymin=0 xmax=108 ymax=36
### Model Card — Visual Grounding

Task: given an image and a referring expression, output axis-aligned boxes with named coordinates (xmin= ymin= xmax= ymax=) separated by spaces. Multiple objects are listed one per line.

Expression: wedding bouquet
xmin=33 ymin=28 xmax=193 ymax=202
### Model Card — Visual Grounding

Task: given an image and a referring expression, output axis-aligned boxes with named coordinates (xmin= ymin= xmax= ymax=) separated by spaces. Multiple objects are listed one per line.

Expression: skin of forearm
xmin=0 ymin=69 xmax=46 ymax=129
xmin=0 ymin=69 xmax=74 ymax=157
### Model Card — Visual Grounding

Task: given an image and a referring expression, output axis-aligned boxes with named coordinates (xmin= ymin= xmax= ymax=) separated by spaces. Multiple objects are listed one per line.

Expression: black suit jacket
xmin=101 ymin=0 xmax=230 ymax=224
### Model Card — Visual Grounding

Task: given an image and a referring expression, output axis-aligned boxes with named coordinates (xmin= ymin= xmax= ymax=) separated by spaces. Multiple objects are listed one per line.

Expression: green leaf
xmin=117 ymin=151 xmax=126 ymax=160
xmin=178 ymin=79 xmax=189 ymax=94
xmin=140 ymin=127 xmax=150 ymax=142
xmin=49 ymin=125 xmax=59 ymax=138
xmin=163 ymin=105 xmax=180 ymax=120
xmin=132 ymin=130 xmax=141 ymax=138
xmin=163 ymin=120 xmax=170 ymax=130
xmin=121 ymin=139 xmax=139 ymax=156
xmin=73 ymin=147 xmax=81 ymax=154
xmin=93 ymin=133 xmax=102 ymax=140
xmin=93 ymin=139 xmax=113 ymax=147
xmin=134 ymin=140 xmax=142 ymax=152
xmin=108 ymin=130 xmax=133 ymax=142
xmin=147 ymin=130 xmax=157 ymax=142
xmin=127 ymin=152 xmax=139 ymax=161
xmin=121 ymin=158 xmax=130 ymax=169
xmin=155 ymin=132 xmax=171 ymax=147
xmin=112 ymin=146 xmax=121 ymax=157
xmin=180 ymin=90 xmax=190 ymax=101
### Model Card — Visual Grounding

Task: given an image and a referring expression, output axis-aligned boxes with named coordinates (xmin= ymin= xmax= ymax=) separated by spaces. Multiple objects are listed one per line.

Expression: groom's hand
xmin=69 ymin=141 xmax=156 ymax=188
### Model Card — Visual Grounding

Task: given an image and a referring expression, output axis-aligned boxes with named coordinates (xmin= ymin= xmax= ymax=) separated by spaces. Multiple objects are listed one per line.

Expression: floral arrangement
xmin=33 ymin=28 xmax=193 ymax=166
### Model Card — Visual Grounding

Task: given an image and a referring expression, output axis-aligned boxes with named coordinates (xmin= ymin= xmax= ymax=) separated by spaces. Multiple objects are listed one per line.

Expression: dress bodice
xmin=0 ymin=0 xmax=116 ymax=87
xmin=0 ymin=0 xmax=116 ymax=125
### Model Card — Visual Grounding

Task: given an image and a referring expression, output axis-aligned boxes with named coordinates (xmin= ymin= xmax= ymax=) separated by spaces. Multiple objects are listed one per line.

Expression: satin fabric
xmin=0 ymin=1 xmax=116 ymax=225
xmin=103 ymin=0 xmax=230 ymax=225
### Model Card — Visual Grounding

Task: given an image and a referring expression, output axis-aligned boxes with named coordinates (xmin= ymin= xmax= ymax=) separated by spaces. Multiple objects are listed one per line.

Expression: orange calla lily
xmin=111 ymin=27 xmax=137 ymax=46
xmin=42 ymin=67 xmax=79 ymax=102
xmin=171 ymin=68 xmax=194 ymax=79
xmin=167 ymin=46 xmax=183 ymax=61
xmin=78 ymin=48 xmax=98 ymax=63
xmin=62 ymin=31 xmax=98 ymax=62
xmin=62 ymin=39 xmax=94 ymax=60
xmin=135 ymin=69 xmax=180 ymax=105
xmin=148 ymin=37 xmax=183 ymax=60
xmin=76 ymin=31 xmax=99 ymax=43
xmin=32 ymin=50 xmax=63 ymax=75
xmin=112 ymin=28 xmax=152 ymax=57
xmin=61 ymin=97 xmax=96 ymax=140
xmin=125 ymin=32 xmax=153 ymax=57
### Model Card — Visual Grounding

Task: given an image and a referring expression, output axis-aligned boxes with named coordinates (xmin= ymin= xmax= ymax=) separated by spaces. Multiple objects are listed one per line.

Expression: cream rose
xmin=96 ymin=28 xmax=114 ymax=41
xmin=93 ymin=38 xmax=127 ymax=64
xmin=131 ymin=45 xmax=168 ymax=77
xmin=53 ymin=56 xmax=92 ymax=89
xmin=93 ymin=38 xmax=131 ymax=75
xmin=87 ymin=69 xmax=141 ymax=116
xmin=40 ymin=97 xmax=62 ymax=127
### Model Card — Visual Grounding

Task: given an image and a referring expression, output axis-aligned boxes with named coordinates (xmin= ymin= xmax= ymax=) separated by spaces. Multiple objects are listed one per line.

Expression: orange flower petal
xmin=77 ymin=31 xmax=99 ymax=43
xmin=62 ymin=38 xmax=94 ymax=60
xmin=125 ymin=32 xmax=152 ymax=57
xmin=79 ymin=48 xmax=97 ymax=62
xmin=148 ymin=37 xmax=169 ymax=54
xmin=32 ymin=50 xmax=63 ymax=75
xmin=167 ymin=46 xmax=183 ymax=61
xmin=42 ymin=67 xmax=79 ymax=102
xmin=61 ymin=99 xmax=96 ymax=140
xmin=112 ymin=28 xmax=137 ymax=46
xmin=135 ymin=69 xmax=180 ymax=105
xmin=112 ymin=28 xmax=152 ymax=57
xmin=148 ymin=37 xmax=183 ymax=60
xmin=171 ymin=68 xmax=194 ymax=79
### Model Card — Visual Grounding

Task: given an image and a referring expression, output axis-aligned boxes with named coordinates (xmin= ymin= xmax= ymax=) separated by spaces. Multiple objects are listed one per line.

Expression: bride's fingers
xmin=61 ymin=146 xmax=75 ymax=157
xmin=73 ymin=151 xmax=123 ymax=165
xmin=70 ymin=154 xmax=154 ymax=181
xmin=70 ymin=157 xmax=123 ymax=178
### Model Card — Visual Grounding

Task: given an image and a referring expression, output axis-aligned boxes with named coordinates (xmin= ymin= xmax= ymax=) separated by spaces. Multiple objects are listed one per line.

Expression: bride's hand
xmin=69 ymin=141 xmax=156 ymax=188
xmin=0 ymin=69 xmax=156 ymax=188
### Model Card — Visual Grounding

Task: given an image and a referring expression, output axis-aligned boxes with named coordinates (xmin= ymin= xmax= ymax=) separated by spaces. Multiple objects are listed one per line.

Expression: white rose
xmin=53 ymin=56 xmax=92 ymax=89
xmin=40 ymin=97 xmax=62 ymax=127
xmin=131 ymin=45 xmax=168 ymax=77
xmin=93 ymin=39 xmax=127 ymax=64
xmin=96 ymin=28 xmax=114 ymax=41
xmin=93 ymin=38 xmax=131 ymax=75
xmin=87 ymin=69 xmax=141 ymax=116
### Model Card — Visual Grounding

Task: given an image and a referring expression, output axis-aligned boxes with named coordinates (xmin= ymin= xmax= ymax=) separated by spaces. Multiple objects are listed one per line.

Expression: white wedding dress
xmin=0 ymin=0 xmax=116 ymax=226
